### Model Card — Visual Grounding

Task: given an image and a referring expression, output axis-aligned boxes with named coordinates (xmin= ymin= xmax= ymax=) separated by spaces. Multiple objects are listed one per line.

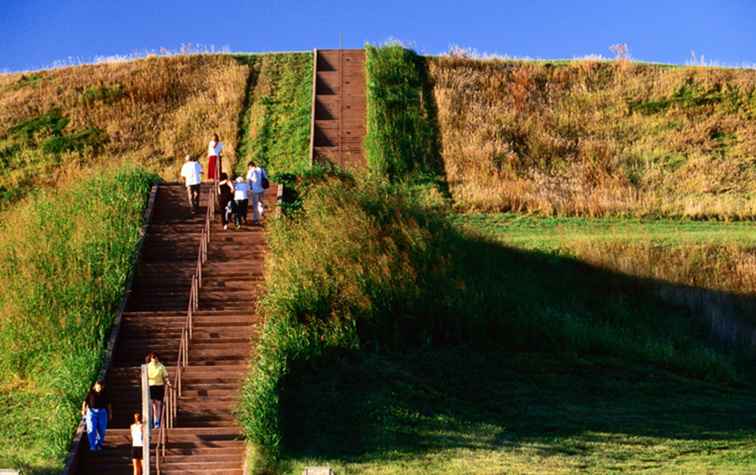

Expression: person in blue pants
xmin=81 ymin=379 xmax=112 ymax=451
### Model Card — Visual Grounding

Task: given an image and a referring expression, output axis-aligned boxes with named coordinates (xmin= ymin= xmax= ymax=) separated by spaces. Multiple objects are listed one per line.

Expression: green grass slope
xmin=0 ymin=165 xmax=157 ymax=473
xmin=234 ymin=53 xmax=312 ymax=177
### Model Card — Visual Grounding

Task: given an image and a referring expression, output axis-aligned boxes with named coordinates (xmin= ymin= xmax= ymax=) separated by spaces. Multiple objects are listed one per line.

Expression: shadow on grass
xmin=278 ymin=237 xmax=756 ymax=464
xmin=281 ymin=347 xmax=756 ymax=464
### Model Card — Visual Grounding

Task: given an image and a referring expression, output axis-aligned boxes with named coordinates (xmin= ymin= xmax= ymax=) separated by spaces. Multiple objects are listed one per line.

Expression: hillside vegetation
xmin=235 ymin=53 xmax=312 ymax=176
xmin=0 ymin=165 xmax=157 ymax=473
xmin=428 ymin=56 xmax=756 ymax=218
xmin=0 ymin=55 xmax=248 ymax=207
xmin=238 ymin=45 xmax=756 ymax=474
xmin=241 ymin=177 xmax=756 ymax=474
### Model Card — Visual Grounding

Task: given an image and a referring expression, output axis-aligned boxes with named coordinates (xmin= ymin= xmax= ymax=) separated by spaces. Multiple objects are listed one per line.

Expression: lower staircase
xmin=78 ymin=183 xmax=273 ymax=475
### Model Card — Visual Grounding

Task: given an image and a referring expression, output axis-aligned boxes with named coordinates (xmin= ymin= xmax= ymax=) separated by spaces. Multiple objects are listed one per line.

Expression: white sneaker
xmin=223 ymin=224 xmax=228 ymax=230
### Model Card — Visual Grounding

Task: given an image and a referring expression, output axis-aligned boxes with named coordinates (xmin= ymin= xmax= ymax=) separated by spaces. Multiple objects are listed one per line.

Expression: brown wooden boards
xmin=310 ymin=49 xmax=367 ymax=170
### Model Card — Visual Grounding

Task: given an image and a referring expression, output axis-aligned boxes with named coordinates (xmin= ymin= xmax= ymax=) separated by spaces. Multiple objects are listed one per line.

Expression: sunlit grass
xmin=0 ymin=164 xmax=157 ymax=473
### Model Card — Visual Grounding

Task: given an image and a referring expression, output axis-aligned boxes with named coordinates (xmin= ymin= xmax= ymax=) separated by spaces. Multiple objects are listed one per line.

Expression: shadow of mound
xmin=280 ymin=347 xmax=756 ymax=464
xmin=278 ymin=236 xmax=756 ymax=464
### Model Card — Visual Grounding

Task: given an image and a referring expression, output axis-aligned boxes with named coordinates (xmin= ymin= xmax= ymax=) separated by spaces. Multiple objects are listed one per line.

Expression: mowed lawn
xmin=452 ymin=213 xmax=756 ymax=250
xmin=279 ymin=349 xmax=756 ymax=475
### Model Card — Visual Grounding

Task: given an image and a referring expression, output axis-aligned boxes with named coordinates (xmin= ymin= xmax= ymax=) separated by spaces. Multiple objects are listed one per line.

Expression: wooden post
xmin=141 ymin=364 xmax=151 ymax=475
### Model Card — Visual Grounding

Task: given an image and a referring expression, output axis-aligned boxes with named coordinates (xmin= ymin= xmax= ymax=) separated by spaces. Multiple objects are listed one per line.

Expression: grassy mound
xmin=427 ymin=56 xmax=756 ymax=218
xmin=0 ymin=165 xmax=157 ymax=473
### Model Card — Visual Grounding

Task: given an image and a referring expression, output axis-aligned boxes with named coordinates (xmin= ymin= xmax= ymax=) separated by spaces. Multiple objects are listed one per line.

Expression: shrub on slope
xmin=427 ymin=56 xmax=756 ymax=218
xmin=0 ymin=55 xmax=248 ymax=207
xmin=0 ymin=165 xmax=157 ymax=473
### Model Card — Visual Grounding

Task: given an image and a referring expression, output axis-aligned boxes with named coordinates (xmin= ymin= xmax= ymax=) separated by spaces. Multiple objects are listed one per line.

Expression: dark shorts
xmin=131 ymin=446 xmax=143 ymax=460
xmin=189 ymin=184 xmax=200 ymax=193
xmin=149 ymin=385 xmax=164 ymax=402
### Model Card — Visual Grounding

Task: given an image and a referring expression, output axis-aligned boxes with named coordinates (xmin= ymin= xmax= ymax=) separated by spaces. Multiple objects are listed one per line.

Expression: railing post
xmin=176 ymin=358 xmax=182 ymax=397
xmin=141 ymin=364 xmax=151 ymax=475
xmin=183 ymin=329 xmax=189 ymax=367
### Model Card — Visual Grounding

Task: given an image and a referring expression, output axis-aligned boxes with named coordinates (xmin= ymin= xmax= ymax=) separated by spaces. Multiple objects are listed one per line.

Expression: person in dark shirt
xmin=81 ymin=379 xmax=112 ymax=452
xmin=218 ymin=173 xmax=235 ymax=230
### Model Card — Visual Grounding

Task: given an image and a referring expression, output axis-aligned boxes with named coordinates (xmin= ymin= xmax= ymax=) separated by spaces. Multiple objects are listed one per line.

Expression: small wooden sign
xmin=303 ymin=467 xmax=334 ymax=475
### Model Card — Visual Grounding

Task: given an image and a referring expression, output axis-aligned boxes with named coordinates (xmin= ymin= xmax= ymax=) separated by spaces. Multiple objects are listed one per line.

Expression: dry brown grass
xmin=428 ymin=57 xmax=756 ymax=218
xmin=568 ymin=241 xmax=756 ymax=297
xmin=0 ymin=54 xmax=249 ymax=195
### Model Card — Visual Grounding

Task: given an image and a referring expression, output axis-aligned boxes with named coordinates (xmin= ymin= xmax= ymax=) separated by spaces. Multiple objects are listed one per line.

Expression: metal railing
xmin=153 ymin=181 xmax=216 ymax=474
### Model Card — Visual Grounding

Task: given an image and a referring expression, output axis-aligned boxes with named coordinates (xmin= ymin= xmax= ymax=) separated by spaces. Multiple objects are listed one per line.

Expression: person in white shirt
xmin=180 ymin=155 xmax=203 ymax=213
xmin=207 ymin=133 xmax=224 ymax=182
xmin=233 ymin=176 xmax=250 ymax=229
xmin=130 ymin=412 xmax=144 ymax=475
xmin=246 ymin=161 xmax=268 ymax=225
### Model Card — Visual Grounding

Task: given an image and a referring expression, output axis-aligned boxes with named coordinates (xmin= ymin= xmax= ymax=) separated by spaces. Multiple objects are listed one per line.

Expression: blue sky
xmin=1 ymin=0 xmax=754 ymax=71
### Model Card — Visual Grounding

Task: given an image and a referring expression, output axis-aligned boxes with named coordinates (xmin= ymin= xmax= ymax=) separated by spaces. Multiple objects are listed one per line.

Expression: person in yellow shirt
xmin=145 ymin=352 xmax=171 ymax=428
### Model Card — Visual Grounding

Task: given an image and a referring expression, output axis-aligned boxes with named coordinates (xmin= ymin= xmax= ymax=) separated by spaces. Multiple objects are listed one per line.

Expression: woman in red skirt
xmin=207 ymin=133 xmax=224 ymax=181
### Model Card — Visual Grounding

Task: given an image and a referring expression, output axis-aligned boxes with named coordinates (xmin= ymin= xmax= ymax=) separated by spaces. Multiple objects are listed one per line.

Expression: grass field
xmin=453 ymin=213 xmax=756 ymax=249
xmin=241 ymin=177 xmax=751 ymax=473
xmin=453 ymin=213 xmax=756 ymax=302
xmin=279 ymin=348 xmax=756 ymax=475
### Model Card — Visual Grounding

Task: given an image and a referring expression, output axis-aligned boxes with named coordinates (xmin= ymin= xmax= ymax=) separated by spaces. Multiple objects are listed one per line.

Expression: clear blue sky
xmin=1 ymin=0 xmax=754 ymax=71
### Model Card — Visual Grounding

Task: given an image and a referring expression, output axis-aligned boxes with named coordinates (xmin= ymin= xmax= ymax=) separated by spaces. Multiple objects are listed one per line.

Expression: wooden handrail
xmin=140 ymin=365 xmax=152 ymax=475
xmin=153 ymin=181 xmax=216 ymax=472
xmin=162 ymin=180 xmax=216 ymax=430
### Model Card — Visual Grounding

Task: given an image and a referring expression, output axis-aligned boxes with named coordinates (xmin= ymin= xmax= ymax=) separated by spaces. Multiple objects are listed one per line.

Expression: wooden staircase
xmin=78 ymin=183 xmax=273 ymax=475
xmin=310 ymin=48 xmax=367 ymax=169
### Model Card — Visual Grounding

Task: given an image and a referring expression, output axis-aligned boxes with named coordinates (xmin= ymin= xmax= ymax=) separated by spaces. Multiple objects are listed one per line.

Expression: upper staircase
xmin=310 ymin=48 xmax=367 ymax=169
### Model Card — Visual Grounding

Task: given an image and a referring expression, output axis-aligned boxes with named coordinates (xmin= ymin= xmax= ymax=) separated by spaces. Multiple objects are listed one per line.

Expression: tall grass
xmin=0 ymin=54 xmax=249 ymax=207
xmin=234 ymin=53 xmax=312 ymax=177
xmin=427 ymin=56 xmax=756 ymax=218
xmin=0 ymin=164 xmax=157 ymax=473
xmin=240 ymin=178 xmax=737 ymax=471
xmin=364 ymin=44 xmax=439 ymax=179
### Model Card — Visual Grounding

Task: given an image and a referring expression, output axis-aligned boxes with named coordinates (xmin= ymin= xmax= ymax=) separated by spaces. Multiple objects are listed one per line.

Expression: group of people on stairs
xmin=80 ymin=132 xmax=267 ymax=474
xmin=180 ymin=133 xmax=270 ymax=228
xmin=80 ymin=335 xmax=179 ymax=472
